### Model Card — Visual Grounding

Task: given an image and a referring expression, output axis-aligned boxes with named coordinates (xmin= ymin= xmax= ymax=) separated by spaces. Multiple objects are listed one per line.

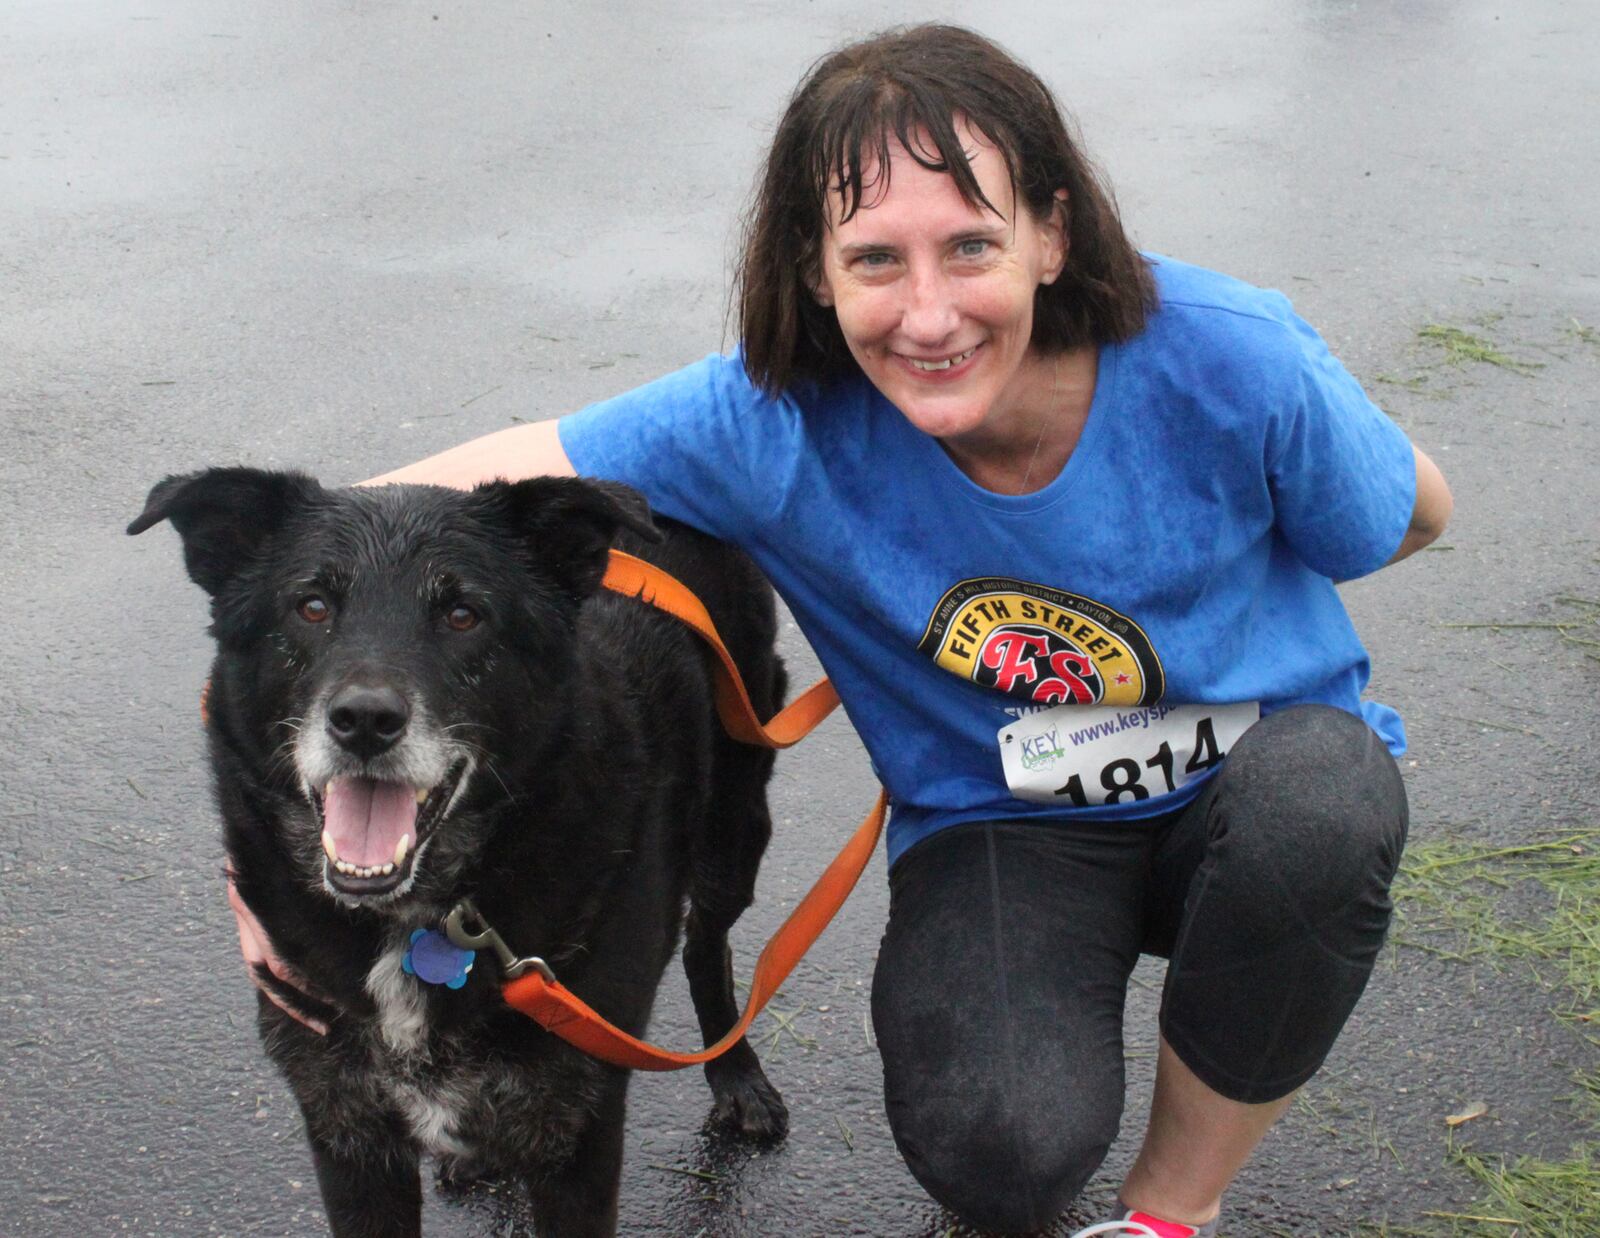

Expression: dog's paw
xmin=708 ymin=1068 xmax=789 ymax=1142
xmin=434 ymin=1153 xmax=497 ymax=1192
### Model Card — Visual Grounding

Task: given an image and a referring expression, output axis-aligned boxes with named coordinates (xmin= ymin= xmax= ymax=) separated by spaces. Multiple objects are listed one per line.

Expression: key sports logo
xmin=916 ymin=576 xmax=1164 ymax=707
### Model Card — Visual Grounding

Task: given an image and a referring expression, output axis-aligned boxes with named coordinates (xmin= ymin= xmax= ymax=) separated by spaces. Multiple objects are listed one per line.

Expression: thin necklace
xmin=1016 ymin=353 xmax=1062 ymax=494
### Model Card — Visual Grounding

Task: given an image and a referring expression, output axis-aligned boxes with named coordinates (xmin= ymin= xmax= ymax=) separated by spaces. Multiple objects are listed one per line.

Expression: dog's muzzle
xmin=311 ymin=760 xmax=468 ymax=896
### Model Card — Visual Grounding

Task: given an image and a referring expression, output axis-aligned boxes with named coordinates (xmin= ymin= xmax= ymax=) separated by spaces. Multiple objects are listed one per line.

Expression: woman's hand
xmin=226 ymin=868 xmax=334 ymax=1035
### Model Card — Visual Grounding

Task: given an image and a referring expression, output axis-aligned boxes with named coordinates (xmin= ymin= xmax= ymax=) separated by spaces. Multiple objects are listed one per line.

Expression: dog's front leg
xmin=524 ymin=1077 xmax=627 ymax=1238
xmin=304 ymin=1121 xmax=424 ymax=1238
xmin=684 ymin=909 xmax=789 ymax=1140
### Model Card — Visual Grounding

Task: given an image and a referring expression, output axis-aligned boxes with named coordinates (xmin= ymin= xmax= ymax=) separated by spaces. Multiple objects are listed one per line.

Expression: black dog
xmin=129 ymin=468 xmax=790 ymax=1237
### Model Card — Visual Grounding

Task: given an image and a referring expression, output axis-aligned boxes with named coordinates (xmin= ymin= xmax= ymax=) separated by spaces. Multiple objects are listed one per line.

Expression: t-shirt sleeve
xmin=556 ymin=354 xmax=798 ymax=543
xmin=1262 ymin=303 xmax=1417 ymax=581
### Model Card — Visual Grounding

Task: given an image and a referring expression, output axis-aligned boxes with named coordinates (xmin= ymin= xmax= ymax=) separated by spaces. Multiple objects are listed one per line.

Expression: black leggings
xmin=870 ymin=704 xmax=1409 ymax=1233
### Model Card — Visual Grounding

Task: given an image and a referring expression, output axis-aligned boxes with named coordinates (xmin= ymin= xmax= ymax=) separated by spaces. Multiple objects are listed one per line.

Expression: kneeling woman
xmin=260 ymin=24 xmax=1452 ymax=1238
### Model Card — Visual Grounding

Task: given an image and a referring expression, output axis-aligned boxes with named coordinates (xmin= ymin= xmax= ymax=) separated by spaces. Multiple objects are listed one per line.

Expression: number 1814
xmin=1053 ymin=715 xmax=1228 ymax=806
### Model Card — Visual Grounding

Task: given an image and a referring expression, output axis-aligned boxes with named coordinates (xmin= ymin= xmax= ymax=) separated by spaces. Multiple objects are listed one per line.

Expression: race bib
xmin=998 ymin=701 xmax=1260 ymax=807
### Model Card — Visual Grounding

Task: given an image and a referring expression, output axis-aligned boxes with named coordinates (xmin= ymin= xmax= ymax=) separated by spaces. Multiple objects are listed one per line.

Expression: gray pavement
xmin=3 ymin=2 xmax=1597 ymax=1234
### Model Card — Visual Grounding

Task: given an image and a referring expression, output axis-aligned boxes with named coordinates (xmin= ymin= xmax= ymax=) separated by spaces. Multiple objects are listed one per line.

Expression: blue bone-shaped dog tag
xmin=402 ymin=928 xmax=475 ymax=989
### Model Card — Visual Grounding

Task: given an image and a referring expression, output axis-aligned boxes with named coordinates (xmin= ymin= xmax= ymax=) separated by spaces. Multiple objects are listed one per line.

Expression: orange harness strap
xmin=496 ymin=550 xmax=884 ymax=1070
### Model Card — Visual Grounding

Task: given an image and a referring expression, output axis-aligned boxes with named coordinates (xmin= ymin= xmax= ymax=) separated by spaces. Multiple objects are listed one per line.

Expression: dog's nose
xmin=326 ymin=684 xmax=410 ymax=759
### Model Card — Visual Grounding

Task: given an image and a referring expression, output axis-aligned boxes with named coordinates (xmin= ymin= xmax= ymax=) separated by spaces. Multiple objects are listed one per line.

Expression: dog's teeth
xmin=394 ymin=833 xmax=412 ymax=867
xmin=325 ymin=782 xmax=334 ymax=799
xmin=415 ymin=788 xmax=429 ymax=805
xmin=380 ymin=862 xmax=394 ymax=876
xmin=322 ymin=831 xmax=338 ymax=862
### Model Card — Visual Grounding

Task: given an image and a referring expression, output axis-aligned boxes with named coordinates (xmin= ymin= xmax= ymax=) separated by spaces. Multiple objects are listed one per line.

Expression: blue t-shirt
xmin=559 ymin=256 xmax=1416 ymax=864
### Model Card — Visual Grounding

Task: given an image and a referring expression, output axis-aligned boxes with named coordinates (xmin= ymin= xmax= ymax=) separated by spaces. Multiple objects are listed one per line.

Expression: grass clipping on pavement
xmin=1388 ymin=830 xmax=1600 ymax=1235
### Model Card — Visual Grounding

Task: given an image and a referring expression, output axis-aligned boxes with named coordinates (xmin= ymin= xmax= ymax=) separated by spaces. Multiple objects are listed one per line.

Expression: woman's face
xmin=812 ymin=119 xmax=1067 ymax=452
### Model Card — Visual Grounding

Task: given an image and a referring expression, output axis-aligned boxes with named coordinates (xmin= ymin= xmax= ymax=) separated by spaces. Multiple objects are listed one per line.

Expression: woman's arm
xmin=1383 ymin=444 xmax=1453 ymax=566
xmin=364 ymin=417 xmax=576 ymax=488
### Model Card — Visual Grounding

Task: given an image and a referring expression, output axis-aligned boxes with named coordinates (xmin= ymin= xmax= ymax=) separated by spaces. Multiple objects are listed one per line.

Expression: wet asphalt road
xmin=3 ymin=1 xmax=1597 ymax=1235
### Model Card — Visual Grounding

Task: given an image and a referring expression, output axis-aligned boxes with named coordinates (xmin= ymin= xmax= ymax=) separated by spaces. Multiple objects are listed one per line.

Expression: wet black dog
xmin=129 ymin=468 xmax=789 ymax=1237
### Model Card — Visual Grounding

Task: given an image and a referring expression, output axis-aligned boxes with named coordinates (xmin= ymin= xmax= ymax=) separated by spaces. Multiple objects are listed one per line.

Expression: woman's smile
xmin=900 ymin=343 xmax=981 ymax=374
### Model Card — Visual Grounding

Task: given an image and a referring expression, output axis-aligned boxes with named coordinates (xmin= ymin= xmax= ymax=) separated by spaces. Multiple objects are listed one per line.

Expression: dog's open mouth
xmin=311 ymin=762 xmax=466 ymax=895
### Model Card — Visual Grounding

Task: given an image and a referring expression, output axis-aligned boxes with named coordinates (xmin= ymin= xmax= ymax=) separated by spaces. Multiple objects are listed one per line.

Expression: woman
xmin=244 ymin=24 xmax=1452 ymax=1237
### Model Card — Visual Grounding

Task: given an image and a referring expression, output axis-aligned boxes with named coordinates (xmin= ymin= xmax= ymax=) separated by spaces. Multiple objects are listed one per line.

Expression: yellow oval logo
xmin=917 ymin=578 xmax=1163 ymax=707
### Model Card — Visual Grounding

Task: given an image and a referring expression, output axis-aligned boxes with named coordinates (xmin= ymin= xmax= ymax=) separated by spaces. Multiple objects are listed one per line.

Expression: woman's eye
xmin=446 ymin=605 xmax=480 ymax=632
xmin=957 ymin=239 xmax=991 ymax=258
xmin=297 ymin=597 xmax=331 ymax=624
xmin=857 ymin=251 xmax=894 ymax=268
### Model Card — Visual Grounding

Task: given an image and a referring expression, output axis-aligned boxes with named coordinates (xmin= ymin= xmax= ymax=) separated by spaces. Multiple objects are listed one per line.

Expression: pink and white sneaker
xmin=1070 ymin=1200 xmax=1220 ymax=1238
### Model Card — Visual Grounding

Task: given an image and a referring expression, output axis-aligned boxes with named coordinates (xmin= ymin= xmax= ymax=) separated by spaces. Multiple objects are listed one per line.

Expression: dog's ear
xmin=483 ymin=477 xmax=663 ymax=599
xmin=128 ymin=467 xmax=324 ymax=596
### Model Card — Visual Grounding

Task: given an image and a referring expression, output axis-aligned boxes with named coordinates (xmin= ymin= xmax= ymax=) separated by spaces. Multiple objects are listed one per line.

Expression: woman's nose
xmin=899 ymin=267 xmax=961 ymax=344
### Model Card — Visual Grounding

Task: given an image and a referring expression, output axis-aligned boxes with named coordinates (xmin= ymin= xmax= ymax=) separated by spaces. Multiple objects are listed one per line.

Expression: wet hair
xmin=736 ymin=23 xmax=1157 ymax=394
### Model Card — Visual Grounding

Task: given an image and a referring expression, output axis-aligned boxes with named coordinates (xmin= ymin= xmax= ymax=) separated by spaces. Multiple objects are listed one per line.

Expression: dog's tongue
xmin=323 ymin=777 xmax=419 ymax=868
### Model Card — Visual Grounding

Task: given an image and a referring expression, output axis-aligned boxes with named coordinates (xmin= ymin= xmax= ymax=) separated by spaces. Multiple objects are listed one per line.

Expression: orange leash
xmin=599 ymin=550 xmax=843 ymax=747
xmin=500 ymin=790 xmax=886 ymax=1070
xmin=492 ymin=550 xmax=882 ymax=1070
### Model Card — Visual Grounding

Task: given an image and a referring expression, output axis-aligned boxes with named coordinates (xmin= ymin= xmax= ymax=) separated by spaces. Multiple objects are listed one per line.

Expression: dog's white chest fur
xmin=364 ymin=940 xmax=475 ymax=1156
xmin=390 ymin=1078 xmax=474 ymax=1158
xmin=366 ymin=941 xmax=431 ymax=1055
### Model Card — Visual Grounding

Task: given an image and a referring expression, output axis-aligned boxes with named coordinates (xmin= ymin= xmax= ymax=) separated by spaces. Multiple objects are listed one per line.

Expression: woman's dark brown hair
xmin=737 ymin=24 xmax=1156 ymax=395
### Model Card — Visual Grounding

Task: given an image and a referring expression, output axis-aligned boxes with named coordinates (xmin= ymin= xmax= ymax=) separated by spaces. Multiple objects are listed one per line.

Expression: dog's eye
xmin=297 ymin=596 xmax=331 ymax=624
xmin=446 ymin=605 xmax=480 ymax=632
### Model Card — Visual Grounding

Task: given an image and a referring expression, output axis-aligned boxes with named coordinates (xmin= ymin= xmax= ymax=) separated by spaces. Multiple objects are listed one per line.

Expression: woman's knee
xmin=885 ymin=1088 xmax=1116 ymax=1233
xmin=1210 ymin=704 xmax=1408 ymax=897
xmin=875 ymin=979 xmax=1122 ymax=1232
xmin=874 ymin=995 xmax=1123 ymax=1232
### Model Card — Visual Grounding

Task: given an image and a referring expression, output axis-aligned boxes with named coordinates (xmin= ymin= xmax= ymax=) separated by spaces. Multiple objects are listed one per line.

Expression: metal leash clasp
xmin=444 ymin=898 xmax=556 ymax=983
